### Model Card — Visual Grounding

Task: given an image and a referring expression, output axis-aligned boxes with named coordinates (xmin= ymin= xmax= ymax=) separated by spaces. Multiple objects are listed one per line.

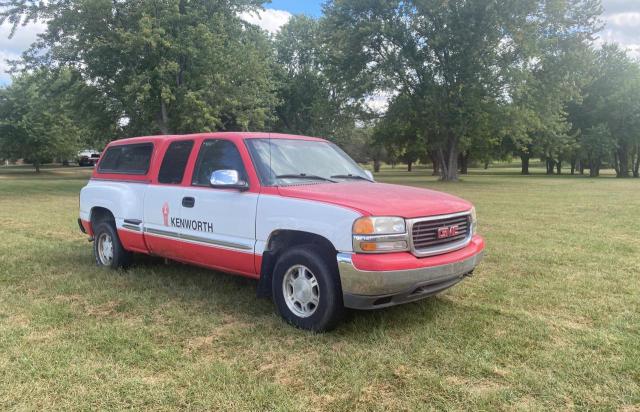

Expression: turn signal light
xmin=359 ymin=242 xmax=378 ymax=251
xmin=353 ymin=217 xmax=375 ymax=235
xmin=356 ymin=240 xmax=408 ymax=253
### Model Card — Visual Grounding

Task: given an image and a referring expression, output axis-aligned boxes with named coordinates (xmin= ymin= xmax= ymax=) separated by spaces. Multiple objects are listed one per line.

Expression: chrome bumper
xmin=336 ymin=251 xmax=484 ymax=310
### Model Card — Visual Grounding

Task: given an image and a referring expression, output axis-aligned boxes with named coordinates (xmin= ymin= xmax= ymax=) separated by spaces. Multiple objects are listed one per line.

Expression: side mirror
xmin=364 ymin=170 xmax=375 ymax=181
xmin=210 ymin=170 xmax=249 ymax=191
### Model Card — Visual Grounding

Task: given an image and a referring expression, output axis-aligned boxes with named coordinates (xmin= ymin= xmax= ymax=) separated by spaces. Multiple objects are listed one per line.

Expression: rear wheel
xmin=272 ymin=245 xmax=343 ymax=331
xmin=93 ymin=222 xmax=132 ymax=269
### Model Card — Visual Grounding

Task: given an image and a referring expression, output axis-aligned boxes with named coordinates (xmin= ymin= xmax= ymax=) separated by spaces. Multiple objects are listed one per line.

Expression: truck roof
xmin=107 ymin=132 xmax=327 ymax=146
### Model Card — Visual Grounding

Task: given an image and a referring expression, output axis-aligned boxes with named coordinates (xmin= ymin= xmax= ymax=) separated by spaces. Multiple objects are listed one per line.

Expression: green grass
xmin=0 ymin=165 xmax=638 ymax=411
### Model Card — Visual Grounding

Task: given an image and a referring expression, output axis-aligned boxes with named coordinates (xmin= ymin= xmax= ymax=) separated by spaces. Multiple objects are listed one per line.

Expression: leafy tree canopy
xmin=1 ymin=0 xmax=278 ymax=136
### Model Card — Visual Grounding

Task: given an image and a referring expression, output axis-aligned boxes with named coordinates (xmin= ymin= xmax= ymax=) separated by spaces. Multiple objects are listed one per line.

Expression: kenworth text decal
xmin=162 ymin=202 xmax=214 ymax=233
xmin=170 ymin=217 xmax=214 ymax=233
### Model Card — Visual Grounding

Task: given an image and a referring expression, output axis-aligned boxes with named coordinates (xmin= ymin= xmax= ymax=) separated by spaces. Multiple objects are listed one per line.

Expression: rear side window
xmin=192 ymin=139 xmax=247 ymax=186
xmin=98 ymin=143 xmax=153 ymax=174
xmin=158 ymin=140 xmax=194 ymax=184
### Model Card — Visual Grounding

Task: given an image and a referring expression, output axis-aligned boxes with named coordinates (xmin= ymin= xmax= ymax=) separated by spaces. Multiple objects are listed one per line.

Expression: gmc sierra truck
xmin=79 ymin=132 xmax=484 ymax=331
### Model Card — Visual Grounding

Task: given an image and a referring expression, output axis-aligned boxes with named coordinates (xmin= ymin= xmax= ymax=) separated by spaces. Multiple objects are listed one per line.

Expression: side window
xmin=158 ymin=140 xmax=194 ymax=184
xmin=191 ymin=139 xmax=247 ymax=187
xmin=98 ymin=143 xmax=153 ymax=174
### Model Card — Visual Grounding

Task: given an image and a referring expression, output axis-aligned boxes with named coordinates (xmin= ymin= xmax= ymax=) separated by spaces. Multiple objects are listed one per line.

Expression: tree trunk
xmin=521 ymin=154 xmax=530 ymax=175
xmin=616 ymin=147 xmax=630 ymax=178
xmin=556 ymin=160 xmax=562 ymax=175
xmin=407 ymin=161 xmax=412 ymax=172
xmin=546 ymin=158 xmax=554 ymax=175
xmin=589 ymin=159 xmax=600 ymax=177
xmin=373 ymin=158 xmax=381 ymax=173
xmin=34 ymin=160 xmax=40 ymax=173
xmin=459 ymin=152 xmax=469 ymax=175
xmin=570 ymin=159 xmax=576 ymax=175
xmin=484 ymin=160 xmax=489 ymax=170
xmin=438 ymin=138 xmax=459 ymax=181
xmin=429 ymin=151 xmax=440 ymax=176
xmin=632 ymin=144 xmax=640 ymax=178
xmin=158 ymin=99 xmax=170 ymax=135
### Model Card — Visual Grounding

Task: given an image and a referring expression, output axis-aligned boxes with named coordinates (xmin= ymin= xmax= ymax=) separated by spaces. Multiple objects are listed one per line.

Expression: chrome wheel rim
xmin=97 ymin=232 xmax=114 ymax=265
xmin=282 ymin=264 xmax=320 ymax=318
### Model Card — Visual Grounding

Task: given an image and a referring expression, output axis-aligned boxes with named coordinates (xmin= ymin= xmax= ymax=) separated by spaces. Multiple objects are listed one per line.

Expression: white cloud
xmin=606 ymin=11 xmax=640 ymax=28
xmin=0 ymin=21 xmax=46 ymax=53
xmin=0 ymin=21 xmax=47 ymax=85
xmin=240 ymin=8 xmax=292 ymax=34
xmin=599 ymin=2 xmax=640 ymax=58
xmin=365 ymin=93 xmax=392 ymax=114
xmin=601 ymin=0 xmax=640 ymax=15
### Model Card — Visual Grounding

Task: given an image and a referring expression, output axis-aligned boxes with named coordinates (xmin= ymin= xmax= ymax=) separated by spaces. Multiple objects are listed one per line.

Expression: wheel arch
xmin=257 ymin=230 xmax=339 ymax=298
xmin=90 ymin=206 xmax=116 ymax=226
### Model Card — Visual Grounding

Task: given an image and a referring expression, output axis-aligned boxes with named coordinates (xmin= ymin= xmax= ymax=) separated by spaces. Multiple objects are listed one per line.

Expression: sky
xmin=1 ymin=0 xmax=639 ymax=85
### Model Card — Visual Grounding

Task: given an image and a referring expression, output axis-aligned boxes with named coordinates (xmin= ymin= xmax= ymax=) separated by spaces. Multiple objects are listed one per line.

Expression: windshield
xmin=245 ymin=138 xmax=370 ymax=186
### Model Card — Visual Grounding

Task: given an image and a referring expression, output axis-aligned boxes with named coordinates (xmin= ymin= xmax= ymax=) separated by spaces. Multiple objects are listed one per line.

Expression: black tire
xmin=272 ymin=245 xmax=344 ymax=332
xmin=93 ymin=222 xmax=132 ymax=269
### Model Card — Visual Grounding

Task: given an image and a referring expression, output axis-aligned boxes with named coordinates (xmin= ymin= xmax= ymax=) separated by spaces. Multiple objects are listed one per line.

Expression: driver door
xmin=178 ymin=139 xmax=258 ymax=276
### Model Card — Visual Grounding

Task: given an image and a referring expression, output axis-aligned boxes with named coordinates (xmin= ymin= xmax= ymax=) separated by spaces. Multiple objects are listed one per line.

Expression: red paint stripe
xmin=143 ymin=233 xmax=258 ymax=278
xmin=117 ymin=229 xmax=149 ymax=254
xmin=80 ymin=219 xmax=94 ymax=237
xmin=351 ymin=235 xmax=485 ymax=272
xmin=254 ymin=254 xmax=263 ymax=275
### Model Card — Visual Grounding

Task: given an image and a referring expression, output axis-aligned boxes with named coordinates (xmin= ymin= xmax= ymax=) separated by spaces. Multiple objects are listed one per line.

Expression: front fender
xmin=255 ymin=194 xmax=361 ymax=254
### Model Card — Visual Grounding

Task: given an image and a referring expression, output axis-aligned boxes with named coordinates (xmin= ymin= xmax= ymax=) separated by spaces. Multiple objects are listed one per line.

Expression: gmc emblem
xmin=437 ymin=225 xmax=459 ymax=239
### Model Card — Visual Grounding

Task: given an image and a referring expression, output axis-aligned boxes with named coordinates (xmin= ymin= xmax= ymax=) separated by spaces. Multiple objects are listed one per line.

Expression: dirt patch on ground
xmin=7 ymin=313 xmax=31 ymax=327
xmin=86 ymin=300 xmax=121 ymax=317
xmin=54 ymin=294 xmax=87 ymax=305
xmin=184 ymin=314 xmax=252 ymax=355
xmin=445 ymin=375 xmax=507 ymax=396
xmin=26 ymin=328 xmax=63 ymax=342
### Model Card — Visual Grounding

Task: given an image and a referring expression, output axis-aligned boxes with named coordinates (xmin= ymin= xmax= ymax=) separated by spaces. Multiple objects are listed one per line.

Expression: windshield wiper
xmin=330 ymin=174 xmax=373 ymax=182
xmin=276 ymin=174 xmax=337 ymax=183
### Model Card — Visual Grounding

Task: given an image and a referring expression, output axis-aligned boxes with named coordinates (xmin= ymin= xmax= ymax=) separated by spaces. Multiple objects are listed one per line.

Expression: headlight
xmin=470 ymin=207 xmax=477 ymax=234
xmin=352 ymin=216 xmax=409 ymax=253
xmin=353 ymin=217 xmax=406 ymax=235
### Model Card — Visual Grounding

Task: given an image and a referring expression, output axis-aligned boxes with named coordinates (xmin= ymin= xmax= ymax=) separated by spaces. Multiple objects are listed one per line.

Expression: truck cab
xmin=79 ymin=132 xmax=484 ymax=331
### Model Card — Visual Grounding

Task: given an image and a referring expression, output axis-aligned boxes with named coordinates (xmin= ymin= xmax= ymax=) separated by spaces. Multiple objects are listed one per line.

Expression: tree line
xmin=0 ymin=0 xmax=638 ymax=180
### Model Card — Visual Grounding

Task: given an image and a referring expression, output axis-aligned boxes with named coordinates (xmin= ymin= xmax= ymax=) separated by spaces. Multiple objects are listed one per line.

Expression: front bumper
xmin=337 ymin=235 xmax=484 ymax=309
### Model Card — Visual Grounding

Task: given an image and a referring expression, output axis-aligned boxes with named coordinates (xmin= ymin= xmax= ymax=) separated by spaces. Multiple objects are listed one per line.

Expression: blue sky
xmin=1 ymin=0 xmax=639 ymax=85
xmin=267 ymin=0 xmax=323 ymax=17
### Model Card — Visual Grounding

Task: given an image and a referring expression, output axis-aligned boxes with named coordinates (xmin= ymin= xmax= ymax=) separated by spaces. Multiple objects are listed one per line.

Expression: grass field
xmin=0 ymin=165 xmax=638 ymax=411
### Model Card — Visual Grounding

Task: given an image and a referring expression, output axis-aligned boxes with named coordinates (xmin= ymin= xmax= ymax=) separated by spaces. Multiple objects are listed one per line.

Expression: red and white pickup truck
xmin=79 ymin=132 xmax=484 ymax=331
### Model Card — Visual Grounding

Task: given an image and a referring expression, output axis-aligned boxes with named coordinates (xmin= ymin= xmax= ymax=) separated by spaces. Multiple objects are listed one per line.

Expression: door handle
xmin=182 ymin=197 xmax=195 ymax=208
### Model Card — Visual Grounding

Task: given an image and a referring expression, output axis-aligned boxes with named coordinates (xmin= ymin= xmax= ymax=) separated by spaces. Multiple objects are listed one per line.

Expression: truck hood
xmin=277 ymin=182 xmax=472 ymax=218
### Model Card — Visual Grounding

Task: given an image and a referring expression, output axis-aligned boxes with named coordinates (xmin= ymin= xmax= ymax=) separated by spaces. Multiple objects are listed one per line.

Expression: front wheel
xmin=93 ymin=222 xmax=132 ymax=269
xmin=272 ymin=245 xmax=344 ymax=331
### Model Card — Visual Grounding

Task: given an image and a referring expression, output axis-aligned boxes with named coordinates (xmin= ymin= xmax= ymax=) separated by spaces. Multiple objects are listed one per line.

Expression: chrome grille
xmin=410 ymin=213 xmax=471 ymax=256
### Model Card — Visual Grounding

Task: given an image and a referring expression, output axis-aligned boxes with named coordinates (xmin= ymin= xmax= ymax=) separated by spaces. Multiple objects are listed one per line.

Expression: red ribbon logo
xmin=162 ymin=202 xmax=170 ymax=226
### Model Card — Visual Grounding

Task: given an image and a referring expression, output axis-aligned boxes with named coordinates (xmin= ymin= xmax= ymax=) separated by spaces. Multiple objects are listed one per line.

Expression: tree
xmin=322 ymin=0 xmax=601 ymax=181
xmin=566 ymin=44 xmax=640 ymax=178
xmin=580 ymin=45 xmax=640 ymax=177
xmin=1 ymin=0 xmax=278 ymax=136
xmin=579 ymin=124 xmax=614 ymax=176
xmin=0 ymin=69 xmax=87 ymax=172
xmin=373 ymin=92 xmax=426 ymax=172
xmin=274 ymin=15 xmax=360 ymax=141
xmin=506 ymin=1 xmax=601 ymax=175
